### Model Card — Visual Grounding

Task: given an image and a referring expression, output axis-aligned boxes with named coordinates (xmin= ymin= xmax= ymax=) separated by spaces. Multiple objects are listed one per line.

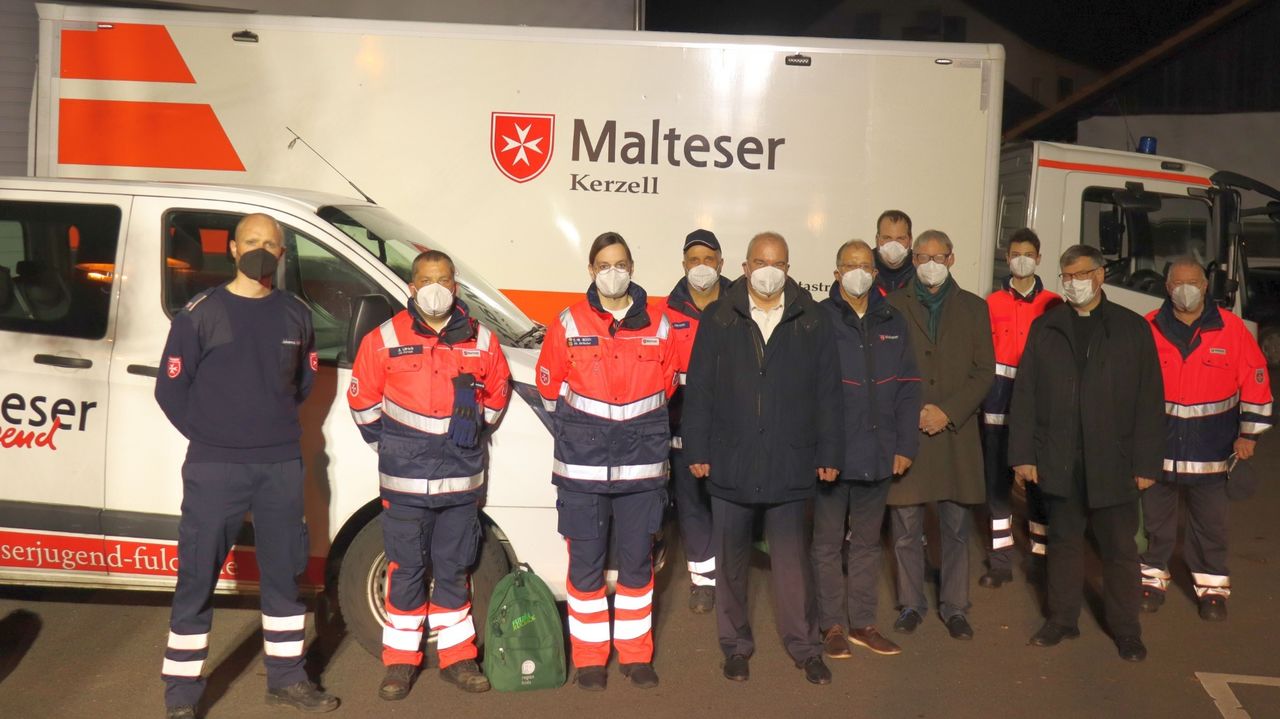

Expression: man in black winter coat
xmin=812 ymin=240 xmax=922 ymax=660
xmin=1009 ymin=244 xmax=1165 ymax=662
xmin=683 ymin=232 xmax=843 ymax=686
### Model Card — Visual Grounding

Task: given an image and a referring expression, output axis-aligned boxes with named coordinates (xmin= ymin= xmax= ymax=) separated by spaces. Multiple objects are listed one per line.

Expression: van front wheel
xmin=335 ymin=513 xmax=512 ymax=662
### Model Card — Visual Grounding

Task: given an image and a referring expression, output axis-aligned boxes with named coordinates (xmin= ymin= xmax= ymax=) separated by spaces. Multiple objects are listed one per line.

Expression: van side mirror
xmin=1114 ymin=181 xmax=1162 ymax=213
xmin=341 ymin=294 xmax=395 ymax=368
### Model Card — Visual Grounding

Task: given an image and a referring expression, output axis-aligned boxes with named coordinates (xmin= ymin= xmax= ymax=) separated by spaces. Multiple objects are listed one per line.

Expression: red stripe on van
xmin=59 ymin=99 xmax=244 ymax=171
xmin=61 ymin=23 xmax=195 ymax=83
xmin=0 ymin=528 xmax=326 ymax=588
xmin=1037 ymin=158 xmax=1211 ymax=186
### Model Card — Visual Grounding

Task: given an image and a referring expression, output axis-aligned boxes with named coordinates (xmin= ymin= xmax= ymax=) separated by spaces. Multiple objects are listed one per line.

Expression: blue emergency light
xmin=1137 ymin=136 xmax=1158 ymax=154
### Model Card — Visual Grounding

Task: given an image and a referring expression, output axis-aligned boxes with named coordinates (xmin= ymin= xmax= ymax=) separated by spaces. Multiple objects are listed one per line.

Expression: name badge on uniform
xmin=641 ymin=337 xmax=660 ymax=346
xmin=461 ymin=349 xmax=482 ymax=357
xmin=389 ymin=345 xmax=423 ymax=357
xmin=673 ymin=321 xmax=690 ymax=329
xmin=1209 ymin=347 xmax=1227 ymax=355
xmin=568 ymin=336 xmax=599 ymax=347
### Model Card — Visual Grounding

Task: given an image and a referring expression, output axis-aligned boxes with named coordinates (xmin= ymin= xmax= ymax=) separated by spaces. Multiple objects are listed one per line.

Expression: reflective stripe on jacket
xmin=1148 ymin=302 xmax=1272 ymax=485
xmin=348 ymin=302 xmax=511 ymax=506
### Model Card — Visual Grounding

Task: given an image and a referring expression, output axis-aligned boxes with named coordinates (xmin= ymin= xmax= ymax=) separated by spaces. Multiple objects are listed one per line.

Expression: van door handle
xmin=33 ymin=354 xmax=93 ymax=369
xmin=127 ymin=364 xmax=160 ymax=378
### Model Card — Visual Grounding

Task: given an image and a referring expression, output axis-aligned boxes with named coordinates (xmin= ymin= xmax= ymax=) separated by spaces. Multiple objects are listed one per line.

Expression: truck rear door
xmin=0 ymin=190 xmax=129 ymax=584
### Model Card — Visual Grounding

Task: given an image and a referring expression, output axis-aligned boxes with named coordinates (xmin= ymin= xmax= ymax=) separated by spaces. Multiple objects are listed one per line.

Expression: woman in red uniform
xmin=535 ymin=232 xmax=678 ymax=691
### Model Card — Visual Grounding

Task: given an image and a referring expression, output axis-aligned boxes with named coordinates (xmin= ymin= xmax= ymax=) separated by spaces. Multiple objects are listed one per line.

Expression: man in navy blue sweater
xmin=154 ymin=213 xmax=338 ymax=719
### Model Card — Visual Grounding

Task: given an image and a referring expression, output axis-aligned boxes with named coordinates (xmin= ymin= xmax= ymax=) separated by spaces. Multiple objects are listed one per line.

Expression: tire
xmin=335 ymin=513 xmax=512 ymax=662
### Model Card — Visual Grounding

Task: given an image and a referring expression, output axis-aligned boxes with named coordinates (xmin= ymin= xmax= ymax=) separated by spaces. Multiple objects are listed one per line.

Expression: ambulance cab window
xmin=0 ymin=201 xmax=122 ymax=339
xmin=1079 ymin=187 xmax=1210 ymax=298
xmin=282 ymin=230 xmax=396 ymax=361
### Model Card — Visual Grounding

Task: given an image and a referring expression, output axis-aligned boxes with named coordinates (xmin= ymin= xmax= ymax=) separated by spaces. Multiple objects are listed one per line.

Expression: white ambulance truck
xmin=0 ymin=176 xmax=558 ymax=656
xmin=27 ymin=3 xmax=1270 ymax=346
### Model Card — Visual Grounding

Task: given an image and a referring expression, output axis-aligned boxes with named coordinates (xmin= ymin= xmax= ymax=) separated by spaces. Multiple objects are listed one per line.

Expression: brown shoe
xmin=847 ymin=626 xmax=902 ymax=656
xmin=822 ymin=625 xmax=852 ymax=659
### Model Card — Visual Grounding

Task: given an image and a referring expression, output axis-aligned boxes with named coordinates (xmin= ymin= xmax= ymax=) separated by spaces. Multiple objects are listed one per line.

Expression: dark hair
xmin=411 ymin=249 xmax=455 ymax=277
xmin=588 ymin=231 xmax=632 ymax=265
xmin=1059 ymin=244 xmax=1104 ymax=269
xmin=876 ymin=210 xmax=912 ymax=236
xmin=1008 ymin=228 xmax=1041 ymax=253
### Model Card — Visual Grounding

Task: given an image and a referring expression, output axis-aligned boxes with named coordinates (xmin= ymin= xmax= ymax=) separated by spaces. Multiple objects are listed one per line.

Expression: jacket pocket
xmin=385 ymin=354 xmax=422 ymax=373
xmin=644 ymin=489 xmax=667 ymax=535
xmin=556 ymin=489 xmax=600 ymax=541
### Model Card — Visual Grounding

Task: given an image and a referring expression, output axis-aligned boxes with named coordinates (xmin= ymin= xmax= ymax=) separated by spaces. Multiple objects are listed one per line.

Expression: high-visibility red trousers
xmin=557 ymin=487 xmax=665 ymax=667
xmin=381 ymin=500 xmax=480 ymax=669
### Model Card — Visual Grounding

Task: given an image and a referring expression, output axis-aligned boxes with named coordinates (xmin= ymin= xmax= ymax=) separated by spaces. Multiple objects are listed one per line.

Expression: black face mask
xmin=237 ymin=248 xmax=279 ymax=279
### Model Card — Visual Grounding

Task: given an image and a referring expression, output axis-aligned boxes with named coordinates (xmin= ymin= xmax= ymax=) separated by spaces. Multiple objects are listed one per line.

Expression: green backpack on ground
xmin=483 ymin=562 xmax=566 ymax=692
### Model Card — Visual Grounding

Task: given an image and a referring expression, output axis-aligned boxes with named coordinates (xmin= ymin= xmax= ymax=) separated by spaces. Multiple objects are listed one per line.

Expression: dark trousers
xmin=1140 ymin=480 xmax=1230 ymax=597
xmin=891 ymin=502 xmax=971 ymax=620
xmin=712 ymin=496 xmax=820 ymax=662
xmin=671 ymin=448 xmax=716 ymax=586
xmin=559 ymin=488 xmax=664 ymax=667
xmin=381 ymin=500 xmax=479 ymax=668
xmin=1044 ymin=464 xmax=1141 ymax=638
xmin=163 ymin=461 xmax=309 ymax=709
xmin=812 ymin=479 xmax=892 ymax=630
xmin=982 ymin=427 xmax=1049 ymax=570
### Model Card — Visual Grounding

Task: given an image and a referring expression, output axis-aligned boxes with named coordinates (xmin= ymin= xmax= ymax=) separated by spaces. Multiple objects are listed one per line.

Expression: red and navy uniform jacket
xmin=535 ymin=283 xmax=679 ymax=494
xmin=348 ymin=301 xmax=512 ymax=507
xmin=1148 ymin=301 xmax=1273 ymax=485
xmin=981 ymin=276 xmax=1061 ymax=428
xmin=820 ymin=284 xmax=922 ymax=481
xmin=665 ymin=275 xmax=732 ymax=449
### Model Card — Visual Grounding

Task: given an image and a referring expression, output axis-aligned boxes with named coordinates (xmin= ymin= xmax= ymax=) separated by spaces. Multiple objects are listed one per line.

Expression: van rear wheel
xmin=336 ymin=514 xmax=511 ymax=662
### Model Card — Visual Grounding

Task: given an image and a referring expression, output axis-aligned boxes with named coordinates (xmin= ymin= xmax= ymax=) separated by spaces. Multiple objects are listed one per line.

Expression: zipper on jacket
xmin=750 ymin=323 xmax=765 ymax=418
xmin=861 ymin=313 xmax=880 ymax=468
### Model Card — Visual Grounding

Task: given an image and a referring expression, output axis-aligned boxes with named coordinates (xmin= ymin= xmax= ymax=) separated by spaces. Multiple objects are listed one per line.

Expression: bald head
xmin=746 ymin=232 xmax=789 ymax=264
xmin=233 ymin=213 xmax=284 ymax=249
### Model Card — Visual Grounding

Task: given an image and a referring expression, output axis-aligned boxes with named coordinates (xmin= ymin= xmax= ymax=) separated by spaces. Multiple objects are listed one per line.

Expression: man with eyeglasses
xmin=978 ymin=229 xmax=1061 ymax=589
xmin=812 ymin=239 xmax=921 ymax=660
xmin=884 ymin=230 xmax=994 ymax=641
xmin=683 ymin=232 xmax=843 ymax=686
xmin=1138 ymin=257 xmax=1271 ymax=621
xmin=873 ymin=210 xmax=915 ymax=295
xmin=1008 ymin=244 xmax=1164 ymax=662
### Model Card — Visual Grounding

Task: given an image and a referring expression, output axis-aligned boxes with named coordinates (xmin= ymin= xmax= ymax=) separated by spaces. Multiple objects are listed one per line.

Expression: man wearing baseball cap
xmin=666 ymin=229 xmax=732 ymax=612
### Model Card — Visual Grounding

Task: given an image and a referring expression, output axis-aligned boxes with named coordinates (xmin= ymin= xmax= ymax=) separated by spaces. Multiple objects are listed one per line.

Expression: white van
xmin=0 ymin=176 xmax=574 ymax=656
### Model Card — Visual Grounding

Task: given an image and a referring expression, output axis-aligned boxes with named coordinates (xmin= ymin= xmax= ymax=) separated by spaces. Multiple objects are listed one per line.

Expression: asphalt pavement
xmin=2 ymin=439 xmax=1278 ymax=719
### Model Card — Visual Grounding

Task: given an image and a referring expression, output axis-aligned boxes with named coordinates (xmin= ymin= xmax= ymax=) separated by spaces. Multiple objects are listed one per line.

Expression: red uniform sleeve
xmin=1237 ymin=318 xmax=1273 ymax=439
xmin=661 ymin=313 xmax=680 ymax=399
xmin=348 ymin=327 xmax=387 ymax=448
xmin=481 ymin=340 xmax=513 ymax=424
xmin=535 ymin=311 xmax=569 ymax=410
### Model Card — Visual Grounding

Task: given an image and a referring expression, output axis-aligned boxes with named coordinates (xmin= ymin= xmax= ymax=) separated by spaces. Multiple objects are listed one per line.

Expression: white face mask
xmin=1063 ymin=278 xmax=1097 ymax=307
xmin=917 ymin=260 xmax=949 ymax=288
xmin=594 ymin=267 xmax=631 ymax=299
xmin=1009 ymin=255 xmax=1037 ymax=279
xmin=687 ymin=264 xmax=720 ymax=293
xmin=878 ymin=240 xmax=909 ymax=268
xmin=415 ymin=283 xmax=454 ymax=318
xmin=1172 ymin=284 xmax=1203 ymax=313
xmin=840 ymin=268 xmax=875 ymax=298
xmin=749 ymin=265 xmax=786 ymax=297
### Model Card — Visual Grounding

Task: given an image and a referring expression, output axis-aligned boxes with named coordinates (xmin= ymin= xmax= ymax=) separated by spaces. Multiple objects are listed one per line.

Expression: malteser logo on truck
xmin=490 ymin=112 xmax=786 ymax=196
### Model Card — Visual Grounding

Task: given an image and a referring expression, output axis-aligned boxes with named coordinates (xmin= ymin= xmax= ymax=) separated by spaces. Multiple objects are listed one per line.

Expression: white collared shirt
xmin=749 ymin=292 xmax=785 ymax=343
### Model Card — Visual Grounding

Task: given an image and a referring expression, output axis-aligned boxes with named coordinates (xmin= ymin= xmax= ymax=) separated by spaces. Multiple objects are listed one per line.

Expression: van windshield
xmin=318 ymin=205 xmax=544 ymax=348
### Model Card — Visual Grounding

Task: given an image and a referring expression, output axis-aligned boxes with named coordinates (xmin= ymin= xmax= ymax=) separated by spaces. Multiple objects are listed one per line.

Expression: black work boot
xmin=378 ymin=664 xmax=417 ymax=701
xmin=689 ymin=586 xmax=715 ymax=614
xmin=620 ymin=662 xmax=659 ymax=688
xmin=440 ymin=659 xmax=491 ymax=693
xmin=264 ymin=681 xmax=339 ymax=713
